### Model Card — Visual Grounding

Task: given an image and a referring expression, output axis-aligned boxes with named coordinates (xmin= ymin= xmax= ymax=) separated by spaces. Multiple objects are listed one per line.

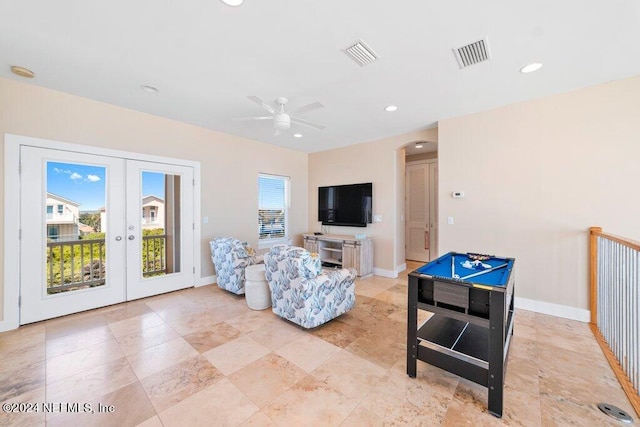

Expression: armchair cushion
xmin=210 ymin=236 xmax=259 ymax=295
xmin=265 ymin=245 xmax=356 ymax=329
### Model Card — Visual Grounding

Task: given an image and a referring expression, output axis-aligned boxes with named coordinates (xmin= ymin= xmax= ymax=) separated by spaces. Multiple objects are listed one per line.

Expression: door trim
xmin=2 ymin=133 xmax=202 ymax=331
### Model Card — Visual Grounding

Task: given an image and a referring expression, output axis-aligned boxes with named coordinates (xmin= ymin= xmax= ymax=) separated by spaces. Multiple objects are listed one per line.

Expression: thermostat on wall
xmin=452 ymin=191 xmax=465 ymax=198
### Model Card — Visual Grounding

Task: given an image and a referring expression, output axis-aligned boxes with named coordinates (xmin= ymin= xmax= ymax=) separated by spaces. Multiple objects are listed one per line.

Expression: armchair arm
xmin=308 ymin=267 xmax=357 ymax=291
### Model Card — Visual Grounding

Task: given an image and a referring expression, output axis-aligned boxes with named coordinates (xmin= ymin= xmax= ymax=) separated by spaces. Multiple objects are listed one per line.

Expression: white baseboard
xmin=196 ymin=275 xmax=216 ymax=287
xmin=515 ymin=296 xmax=590 ymax=323
xmin=373 ymin=267 xmax=398 ymax=278
xmin=0 ymin=318 xmax=20 ymax=333
xmin=396 ymin=263 xmax=407 ymax=276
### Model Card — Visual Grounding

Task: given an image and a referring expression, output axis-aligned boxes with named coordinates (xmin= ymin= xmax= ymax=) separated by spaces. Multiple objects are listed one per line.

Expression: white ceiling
xmin=1 ymin=1 xmax=639 ymax=153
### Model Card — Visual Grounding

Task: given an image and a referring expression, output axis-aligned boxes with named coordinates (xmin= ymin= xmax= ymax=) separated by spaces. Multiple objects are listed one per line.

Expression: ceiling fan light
xmin=274 ymin=113 xmax=291 ymax=130
xmin=220 ymin=0 xmax=243 ymax=6
xmin=385 ymin=105 xmax=398 ymax=112
xmin=293 ymin=133 xmax=303 ymax=138
xmin=415 ymin=143 xmax=424 ymax=148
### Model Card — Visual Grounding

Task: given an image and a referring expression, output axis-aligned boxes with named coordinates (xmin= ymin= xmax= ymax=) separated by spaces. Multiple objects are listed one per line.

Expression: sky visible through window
xmin=47 ymin=162 xmax=165 ymax=211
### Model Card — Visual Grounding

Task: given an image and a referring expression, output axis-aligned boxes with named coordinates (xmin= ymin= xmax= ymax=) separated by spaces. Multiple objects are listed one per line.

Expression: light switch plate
xmin=373 ymin=215 xmax=382 ymax=223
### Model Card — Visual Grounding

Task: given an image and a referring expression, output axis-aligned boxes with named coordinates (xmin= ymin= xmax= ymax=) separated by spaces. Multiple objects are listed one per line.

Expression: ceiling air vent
xmin=453 ymin=37 xmax=491 ymax=69
xmin=342 ymin=39 xmax=380 ymax=66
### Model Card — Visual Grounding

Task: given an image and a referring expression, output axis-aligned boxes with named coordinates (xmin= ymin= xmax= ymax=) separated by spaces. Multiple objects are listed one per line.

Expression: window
xmin=57 ymin=204 xmax=64 ymax=214
xmin=48 ymin=225 xmax=59 ymax=241
xmin=258 ymin=174 xmax=289 ymax=243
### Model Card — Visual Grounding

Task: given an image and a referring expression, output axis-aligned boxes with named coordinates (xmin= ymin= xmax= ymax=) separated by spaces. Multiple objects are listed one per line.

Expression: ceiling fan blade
xmin=247 ymin=96 xmax=275 ymax=114
xmin=292 ymin=102 xmax=324 ymax=115
xmin=291 ymin=117 xmax=325 ymax=130
xmin=232 ymin=116 xmax=273 ymax=121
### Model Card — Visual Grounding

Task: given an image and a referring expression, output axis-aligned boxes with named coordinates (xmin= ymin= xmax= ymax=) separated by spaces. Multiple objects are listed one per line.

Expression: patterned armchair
xmin=264 ymin=245 xmax=356 ymax=329
xmin=210 ymin=237 xmax=262 ymax=295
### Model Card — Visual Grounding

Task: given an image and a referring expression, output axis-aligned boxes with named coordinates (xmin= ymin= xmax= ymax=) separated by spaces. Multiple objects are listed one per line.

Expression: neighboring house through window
xmin=258 ymin=174 xmax=289 ymax=247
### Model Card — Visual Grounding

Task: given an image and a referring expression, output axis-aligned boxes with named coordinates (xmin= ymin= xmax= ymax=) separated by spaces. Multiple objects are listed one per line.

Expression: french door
xmin=20 ymin=146 xmax=194 ymax=324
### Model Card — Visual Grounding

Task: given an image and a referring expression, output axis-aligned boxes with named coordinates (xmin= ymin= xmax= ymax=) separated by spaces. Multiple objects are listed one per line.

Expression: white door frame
xmin=2 ymin=133 xmax=202 ymax=332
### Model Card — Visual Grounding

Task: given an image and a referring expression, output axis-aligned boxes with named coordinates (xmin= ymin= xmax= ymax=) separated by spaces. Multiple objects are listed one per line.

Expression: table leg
xmin=407 ymin=275 xmax=418 ymax=378
xmin=488 ymin=290 xmax=505 ymax=417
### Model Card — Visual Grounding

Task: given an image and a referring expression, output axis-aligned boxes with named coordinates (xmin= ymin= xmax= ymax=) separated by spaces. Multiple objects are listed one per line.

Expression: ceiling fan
xmin=233 ymin=96 xmax=326 ymax=135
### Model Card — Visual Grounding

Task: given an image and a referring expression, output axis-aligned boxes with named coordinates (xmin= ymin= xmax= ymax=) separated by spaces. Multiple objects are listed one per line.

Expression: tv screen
xmin=318 ymin=183 xmax=372 ymax=227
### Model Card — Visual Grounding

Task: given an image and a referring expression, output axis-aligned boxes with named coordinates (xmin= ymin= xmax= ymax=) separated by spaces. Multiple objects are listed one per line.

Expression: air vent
xmin=342 ymin=39 xmax=380 ymax=66
xmin=453 ymin=37 xmax=491 ymax=68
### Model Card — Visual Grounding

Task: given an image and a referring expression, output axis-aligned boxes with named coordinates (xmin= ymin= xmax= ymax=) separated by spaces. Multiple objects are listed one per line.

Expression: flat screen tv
xmin=318 ymin=183 xmax=372 ymax=227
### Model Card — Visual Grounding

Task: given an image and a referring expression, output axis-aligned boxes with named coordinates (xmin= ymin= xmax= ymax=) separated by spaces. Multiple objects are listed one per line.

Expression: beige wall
xmin=438 ymin=74 xmax=640 ymax=310
xmin=308 ymin=128 xmax=438 ymax=274
xmin=0 ymin=77 xmax=308 ymax=322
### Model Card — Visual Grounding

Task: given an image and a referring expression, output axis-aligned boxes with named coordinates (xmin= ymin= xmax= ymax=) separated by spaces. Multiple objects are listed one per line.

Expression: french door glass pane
xmin=46 ymin=161 xmax=106 ymax=294
xmin=141 ymin=171 xmax=181 ymax=277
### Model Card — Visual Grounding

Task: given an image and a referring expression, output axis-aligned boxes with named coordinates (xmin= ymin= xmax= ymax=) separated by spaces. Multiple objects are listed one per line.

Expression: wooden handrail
xmin=590 ymin=227 xmax=640 ymax=251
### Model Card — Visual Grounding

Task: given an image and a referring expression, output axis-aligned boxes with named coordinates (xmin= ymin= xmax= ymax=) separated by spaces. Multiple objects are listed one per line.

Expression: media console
xmin=302 ymin=233 xmax=373 ymax=278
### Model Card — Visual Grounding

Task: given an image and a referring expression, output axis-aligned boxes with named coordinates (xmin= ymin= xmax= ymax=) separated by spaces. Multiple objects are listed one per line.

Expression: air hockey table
xmin=406 ymin=251 xmax=516 ymax=418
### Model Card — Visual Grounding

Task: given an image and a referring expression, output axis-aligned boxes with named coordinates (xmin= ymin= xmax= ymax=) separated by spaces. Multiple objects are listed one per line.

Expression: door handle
xmin=115 ymin=236 xmax=122 ymax=241
xmin=128 ymin=235 xmax=135 ymax=240
xmin=424 ymin=230 xmax=429 ymax=251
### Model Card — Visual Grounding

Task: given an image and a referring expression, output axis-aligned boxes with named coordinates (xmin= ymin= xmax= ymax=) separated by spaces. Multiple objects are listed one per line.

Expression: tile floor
xmin=0 ymin=261 xmax=635 ymax=426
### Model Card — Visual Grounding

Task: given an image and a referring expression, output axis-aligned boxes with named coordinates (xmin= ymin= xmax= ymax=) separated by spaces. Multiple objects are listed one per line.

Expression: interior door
xmin=405 ymin=163 xmax=430 ymax=262
xmin=125 ymin=160 xmax=194 ymax=300
xmin=20 ymin=147 xmax=127 ymax=324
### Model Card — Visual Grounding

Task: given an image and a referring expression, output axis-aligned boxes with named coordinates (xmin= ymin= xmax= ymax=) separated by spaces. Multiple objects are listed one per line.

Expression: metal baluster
xmin=624 ymin=246 xmax=628 ymax=375
xmin=606 ymin=239 xmax=611 ymax=345
xmin=599 ymin=237 xmax=604 ymax=333
xmin=616 ymin=242 xmax=620 ymax=360
xmin=599 ymin=238 xmax=605 ymax=337
xmin=618 ymin=243 xmax=627 ymax=371
xmin=610 ymin=239 xmax=615 ymax=349
xmin=635 ymin=250 xmax=639 ymax=391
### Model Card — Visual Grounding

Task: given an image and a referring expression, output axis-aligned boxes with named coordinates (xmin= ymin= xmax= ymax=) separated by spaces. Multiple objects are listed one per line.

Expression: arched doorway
xmin=403 ymin=141 xmax=438 ymax=262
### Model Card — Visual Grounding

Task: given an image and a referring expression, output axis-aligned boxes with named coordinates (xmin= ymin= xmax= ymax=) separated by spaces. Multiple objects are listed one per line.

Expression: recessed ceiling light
xmin=10 ymin=66 xmax=35 ymax=78
xmin=220 ymin=0 xmax=243 ymax=6
xmin=141 ymin=85 xmax=159 ymax=94
xmin=415 ymin=143 xmax=424 ymax=149
xmin=384 ymin=105 xmax=398 ymax=112
xmin=520 ymin=63 xmax=543 ymax=73
xmin=293 ymin=133 xmax=303 ymax=138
